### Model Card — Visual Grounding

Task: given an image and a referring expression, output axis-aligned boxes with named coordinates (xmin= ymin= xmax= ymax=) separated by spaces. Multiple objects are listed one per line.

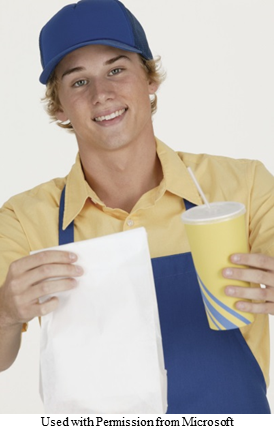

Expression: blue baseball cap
xmin=39 ymin=0 xmax=153 ymax=84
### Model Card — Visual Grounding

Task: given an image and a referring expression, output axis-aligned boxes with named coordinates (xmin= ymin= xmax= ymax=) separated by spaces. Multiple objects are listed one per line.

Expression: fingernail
xmin=75 ymin=265 xmax=83 ymax=274
xmin=231 ymin=254 xmax=240 ymax=263
xmin=223 ymin=268 xmax=233 ymax=277
xmin=226 ymin=286 xmax=235 ymax=295
xmin=71 ymin=278 xmax=78 ymax=287
xmin=236 ymin=302 xmax=246 ymax=311
xmin=69 ymin=253 xmax=78 ymax=261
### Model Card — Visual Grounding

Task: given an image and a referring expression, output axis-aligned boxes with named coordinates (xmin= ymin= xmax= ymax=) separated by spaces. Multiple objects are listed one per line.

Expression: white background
xmin=0 ymin=0 xmax=273 ymax=413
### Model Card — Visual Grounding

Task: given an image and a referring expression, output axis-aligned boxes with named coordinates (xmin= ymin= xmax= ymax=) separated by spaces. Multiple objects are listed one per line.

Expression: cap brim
xmin=39 ymin=39 xmax=142 ymax=84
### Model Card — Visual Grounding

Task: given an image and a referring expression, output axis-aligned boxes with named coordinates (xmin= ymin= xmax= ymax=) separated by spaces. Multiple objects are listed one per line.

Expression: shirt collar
xmin=62 ymin=154 xmax=101 ymax=229
xmin=63 ymin=139 xmax=203 ymax=229
xmin=156 ymin=138 xmax=203 ymax=205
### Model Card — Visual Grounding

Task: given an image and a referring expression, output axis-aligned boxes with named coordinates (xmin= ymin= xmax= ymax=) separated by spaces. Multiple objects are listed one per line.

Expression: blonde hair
xmin=42 ymin=55 xmax=166 ymax=131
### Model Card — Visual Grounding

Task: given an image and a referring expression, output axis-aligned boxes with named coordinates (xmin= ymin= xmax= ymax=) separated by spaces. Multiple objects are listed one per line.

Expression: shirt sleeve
xmin=0 ymin=200 xmax=31 ymax=332
xmin=248 ymin=160 xmax=274 ymax=257
xmin=0 ymin=201 xmax=31 ymax=285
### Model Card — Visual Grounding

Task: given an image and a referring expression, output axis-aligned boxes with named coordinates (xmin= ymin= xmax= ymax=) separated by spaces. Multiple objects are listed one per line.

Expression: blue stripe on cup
xmin=197 ymin=273 xmax=252 ymax=330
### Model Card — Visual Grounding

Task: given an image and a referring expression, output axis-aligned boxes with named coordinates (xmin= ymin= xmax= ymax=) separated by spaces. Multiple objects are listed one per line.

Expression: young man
xmin=0 ymin=0 xmax=273 ymax=413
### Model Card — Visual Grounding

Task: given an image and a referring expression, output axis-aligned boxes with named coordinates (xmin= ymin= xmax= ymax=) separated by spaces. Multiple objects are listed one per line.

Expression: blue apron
xmin=59 ymin=187 xmax=270 ymax=413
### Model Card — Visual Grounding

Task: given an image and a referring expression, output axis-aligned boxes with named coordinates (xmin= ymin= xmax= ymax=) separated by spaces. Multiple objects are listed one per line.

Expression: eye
xmin=109 ymin=68 xmax=123 ymax=76
xmin=73 ymin=79 xmax=88 ymax=87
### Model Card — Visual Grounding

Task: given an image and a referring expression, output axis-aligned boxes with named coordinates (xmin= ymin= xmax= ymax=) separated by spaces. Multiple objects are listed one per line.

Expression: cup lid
xmin=181 ymin=201 xmax=246 ymax=224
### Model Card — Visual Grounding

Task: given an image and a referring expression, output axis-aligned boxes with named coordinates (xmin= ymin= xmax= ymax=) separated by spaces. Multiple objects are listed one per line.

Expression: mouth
xmin=93 ymin=108 xmax=127 ymax=122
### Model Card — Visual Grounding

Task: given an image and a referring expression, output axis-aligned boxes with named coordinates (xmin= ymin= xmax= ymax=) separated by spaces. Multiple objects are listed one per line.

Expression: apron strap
xmin=59 ymin=186 xmax=74 ymax=245
xmin=184 ymin=199 xmax=196 ymax=211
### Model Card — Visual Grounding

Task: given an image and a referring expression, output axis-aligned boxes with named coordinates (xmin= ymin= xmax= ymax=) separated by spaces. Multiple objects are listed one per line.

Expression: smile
xmin=94 ymin=108 xmax=126 ymax=122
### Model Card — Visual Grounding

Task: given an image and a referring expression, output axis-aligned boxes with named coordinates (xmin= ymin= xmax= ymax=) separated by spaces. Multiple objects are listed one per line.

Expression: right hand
xmin=0 ymin=250 xmax=83 ymax=329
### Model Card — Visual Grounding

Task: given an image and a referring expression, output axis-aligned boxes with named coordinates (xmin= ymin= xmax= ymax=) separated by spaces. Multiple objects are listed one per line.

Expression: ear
xmin=148 ymin=80 xmax=159 ymax=95
xmin=55 ymin=109 xmax=69 ymax=123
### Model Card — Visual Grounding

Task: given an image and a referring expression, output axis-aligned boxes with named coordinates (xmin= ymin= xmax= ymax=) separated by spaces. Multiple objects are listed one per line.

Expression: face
xmin=55 ymin=45 xmax=158 ymax=154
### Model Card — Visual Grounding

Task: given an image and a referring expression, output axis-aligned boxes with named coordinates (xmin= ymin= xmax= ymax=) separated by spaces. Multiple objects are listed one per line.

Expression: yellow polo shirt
xmin=0 ymin=138 xmax=273 ymax=386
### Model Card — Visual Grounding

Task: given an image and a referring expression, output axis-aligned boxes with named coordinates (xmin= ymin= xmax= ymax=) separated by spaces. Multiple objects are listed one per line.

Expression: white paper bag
xmin=37 ymin=227 xmax=167 ymax=413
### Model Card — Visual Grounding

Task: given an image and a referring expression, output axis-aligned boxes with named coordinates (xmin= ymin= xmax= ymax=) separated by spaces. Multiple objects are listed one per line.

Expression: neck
xmin=79 ymin=137 xmax=163 ymax=213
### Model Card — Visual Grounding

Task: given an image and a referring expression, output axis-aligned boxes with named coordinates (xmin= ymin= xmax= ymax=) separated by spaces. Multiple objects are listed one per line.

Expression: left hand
xmin=223 ymin=253 xmax=274 ymax=316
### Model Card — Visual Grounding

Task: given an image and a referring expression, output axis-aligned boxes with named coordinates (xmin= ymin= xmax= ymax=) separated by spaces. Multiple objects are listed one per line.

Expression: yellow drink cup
xmin=181 ymin=202 xmax=254 ymax=330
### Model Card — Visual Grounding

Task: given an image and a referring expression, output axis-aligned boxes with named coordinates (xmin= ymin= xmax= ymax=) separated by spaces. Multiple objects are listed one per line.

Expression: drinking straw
xmin=187 ymin=167 xmax=210 ymax=209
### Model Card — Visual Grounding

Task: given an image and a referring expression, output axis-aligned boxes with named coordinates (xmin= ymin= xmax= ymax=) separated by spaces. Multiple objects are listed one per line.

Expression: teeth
xmin=95 ymin=109 xmax=125 ymax=122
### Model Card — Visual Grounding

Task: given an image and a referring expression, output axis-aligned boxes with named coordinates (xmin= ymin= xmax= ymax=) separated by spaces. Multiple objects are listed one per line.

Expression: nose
xmin=90 ymin=78 xmax=115 ymax=105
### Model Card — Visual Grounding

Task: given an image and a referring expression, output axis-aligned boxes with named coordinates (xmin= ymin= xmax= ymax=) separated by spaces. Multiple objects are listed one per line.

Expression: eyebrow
xmin=105 ymin=54 xmax=130 ymax=65
xmin=61 ymin=54 xmax=131 ymax=80
xmin=61 ymin=67 xmax=85 ymax=80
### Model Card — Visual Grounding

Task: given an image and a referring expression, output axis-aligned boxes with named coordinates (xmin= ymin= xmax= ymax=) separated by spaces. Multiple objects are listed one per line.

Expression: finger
xmin=234 ymin=300 xmax=274 ymax=315
xmin=230 ymin=253 xmax=274 ymax=271
xmin=24 ymin=277 xmax=78 ymax=304
xmin=7 ymin=263 xmax=83 ymax=300
xmin=3 ymin=293 xmax=61 ymax=325
xmin=225 ymin=285 xmax=274 ymax=302
xmin=21 ymin=262 xmax=83 ymax=287
xmin=4 ymin=278 xmax=76 ymax=324
xmin=10 ymin=250 xmax=78 ymax=276
xmin=29 ymin=296 xmax=60 ymax=319
xmin=222 ymin=266 xmax=274 ymax=287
